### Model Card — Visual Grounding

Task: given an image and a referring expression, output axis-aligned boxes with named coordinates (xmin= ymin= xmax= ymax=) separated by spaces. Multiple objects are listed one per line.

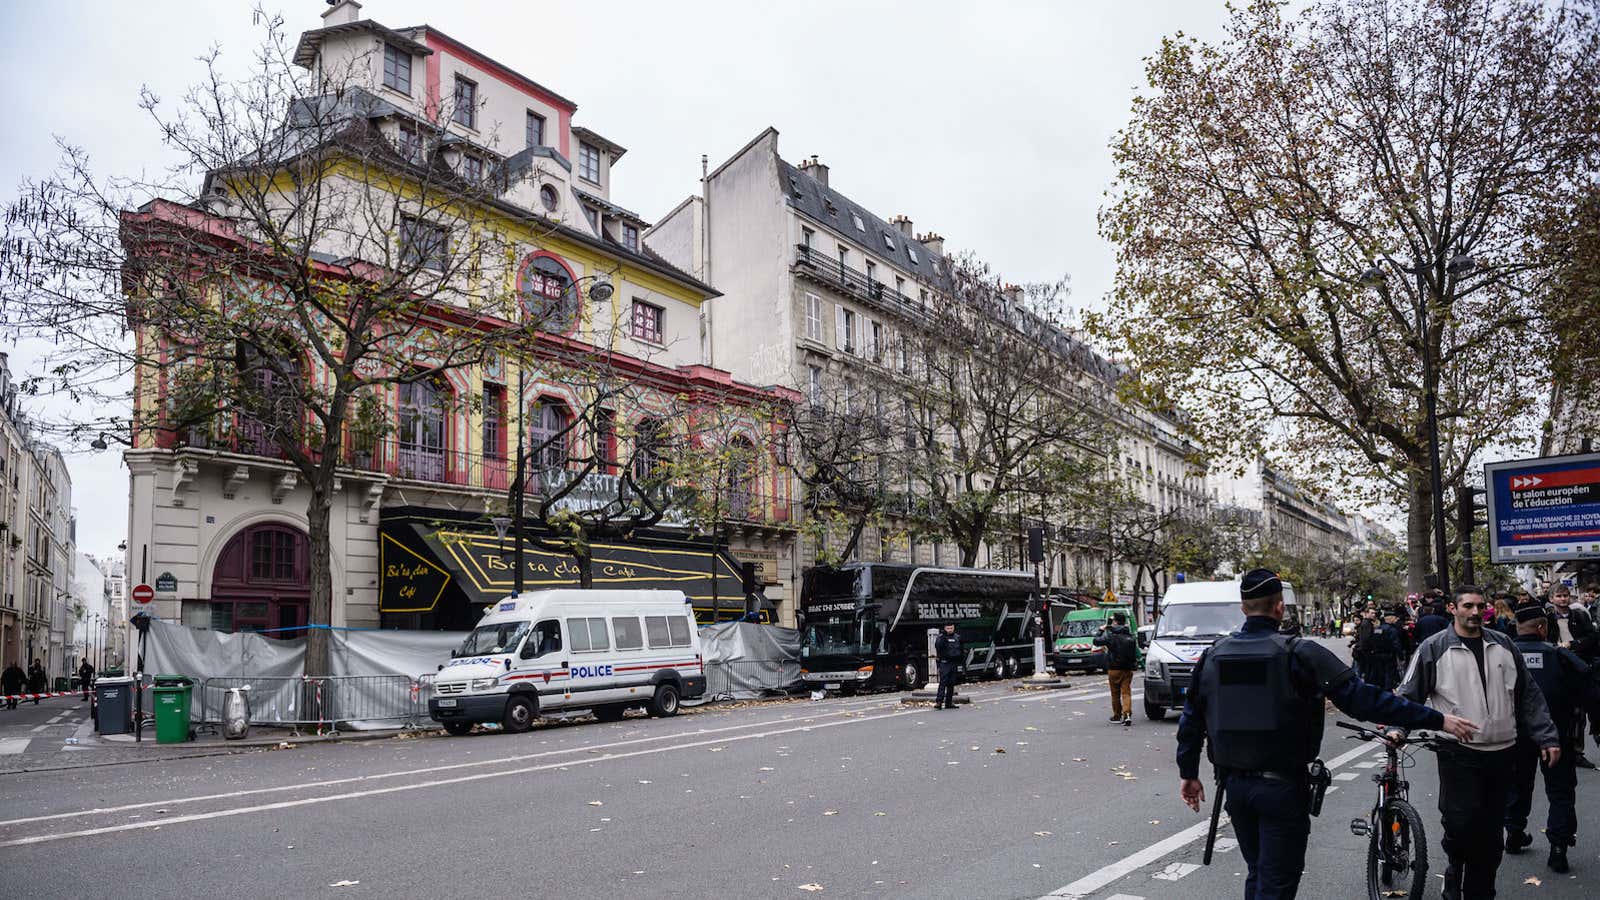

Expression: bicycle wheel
xmin=1366 ymin=799 xmax=1429 ymax=899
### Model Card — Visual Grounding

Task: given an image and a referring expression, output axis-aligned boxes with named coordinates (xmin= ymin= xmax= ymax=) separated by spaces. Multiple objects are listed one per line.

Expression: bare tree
xmin=0 ymin=11 xmax=569 ymax=673
xmin=1095 ymin=0 xmax=1600 ymax=588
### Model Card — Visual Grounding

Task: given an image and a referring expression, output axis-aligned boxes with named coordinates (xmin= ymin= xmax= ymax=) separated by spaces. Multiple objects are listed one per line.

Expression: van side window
xmin=568 ymin=618 xmax=609 ymax=653
xmin=612 ymin=616 xmax=644 ymax=650
xmin=667 ymin=615 xmax=691 ymax=648
xmin=521 ymin=620 xmax=561 ymax=659
xmin=645 ymin=615 xmax=671 ymax=649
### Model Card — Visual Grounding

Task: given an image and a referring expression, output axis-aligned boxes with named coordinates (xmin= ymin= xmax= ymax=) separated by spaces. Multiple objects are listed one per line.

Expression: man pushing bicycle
xmin=1175 ymin=569 xmax=1476 ymax=900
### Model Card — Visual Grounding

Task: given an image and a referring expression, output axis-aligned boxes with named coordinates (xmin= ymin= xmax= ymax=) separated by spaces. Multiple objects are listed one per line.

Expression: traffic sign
xmin=131 ymin=583 xmax=155 ymax=605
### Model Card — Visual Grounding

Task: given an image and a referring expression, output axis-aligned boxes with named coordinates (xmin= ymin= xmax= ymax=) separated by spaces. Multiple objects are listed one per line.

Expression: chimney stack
xmin=322 ymin=0 xmax=364 ymax=26
xmin=889 ymin=214 xmax=914 ymax=238
xmin=1002 ymin=283 xmax=1024 ymax=305
xmin=917 ymin=232 xmax=944 ymax=256
xmin=797 ymin=155 xmax=829 ymax=188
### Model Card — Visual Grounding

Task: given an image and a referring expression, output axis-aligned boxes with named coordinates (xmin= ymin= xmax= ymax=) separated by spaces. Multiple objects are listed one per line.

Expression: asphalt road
xmin=1 ymin=640 xmax=1597 ymax=899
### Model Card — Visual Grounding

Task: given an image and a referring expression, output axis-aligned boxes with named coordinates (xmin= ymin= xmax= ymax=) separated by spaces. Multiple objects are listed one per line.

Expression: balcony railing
xmin=793 ymin=244 xmax=924 ymax=318
xmin=169 ymin=425 xmax=792 ymax=527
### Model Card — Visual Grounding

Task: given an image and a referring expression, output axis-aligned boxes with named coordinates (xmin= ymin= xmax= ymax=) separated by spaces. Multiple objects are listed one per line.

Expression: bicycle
xmin=1335 ymin=721 xmax=1458 ymax=900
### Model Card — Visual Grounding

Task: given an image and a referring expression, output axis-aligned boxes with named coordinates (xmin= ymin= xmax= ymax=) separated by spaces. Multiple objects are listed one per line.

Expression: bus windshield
xmin=802 ymin=617 xmax=878 ymax=656
xmin=1155 ymin=603 xmax=1241 ymax=639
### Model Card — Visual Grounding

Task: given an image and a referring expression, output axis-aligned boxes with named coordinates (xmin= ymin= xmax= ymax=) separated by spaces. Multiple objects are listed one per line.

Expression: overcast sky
xmin=0 ymin=0 xmax=1237 ymax=558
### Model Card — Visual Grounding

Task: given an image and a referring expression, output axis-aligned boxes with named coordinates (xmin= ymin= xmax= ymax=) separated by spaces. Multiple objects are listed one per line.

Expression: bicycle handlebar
xmin=1334 ymin=720 xmax=1460 ymax=746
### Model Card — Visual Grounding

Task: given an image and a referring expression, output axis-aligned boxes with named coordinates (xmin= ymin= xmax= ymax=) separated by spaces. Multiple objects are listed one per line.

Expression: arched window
xmin=633 ymin=417 xmax=665 ymax=481
xmin=235 ymin=339 xmax=302 ymax=457
xmin=397 ymin=376 xmax=449 ymax=481
xmin=529 ymin=398 xmax=571 ymax=474
xmin=726 ymin=436 xmax=756 ymax=520
xmin=521 ymin=255 xmax=578 ymax=331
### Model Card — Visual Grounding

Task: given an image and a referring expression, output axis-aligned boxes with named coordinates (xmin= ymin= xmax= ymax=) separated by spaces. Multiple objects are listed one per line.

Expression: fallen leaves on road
xmin=874 ymin=812 xmax=887 ymax=816
xmin=995 ymin=748 xmax=1007 ymax=754
xmin=329 ymin=880 xmax=360 ymax=887
xmin=1149 ymin=820 xmax=1161 ymax=825
xmin=798 ymin=884 xmax=825 ymax=892
xmin=1024 ymin=726 xmax=1040 ymax=731
xmin=588 ymin=801 xmax=604 ymax=807
xmin=759 ymin=767 xmax=776 ymax=772
xmin=1525 ymin=876 xmax=1543 ymax=886
xmin=1034 ymin=831 xmax=1053 ymax=837
xmin=823 ymin=810 xmax=839 ymax=816
xmin=1072 ymin=757 xmax=1088 ymax=762
xmin=969 ymin=745 xmax=981 ymax=751
xmin=637 ymin=780 xmax=652 ymax=784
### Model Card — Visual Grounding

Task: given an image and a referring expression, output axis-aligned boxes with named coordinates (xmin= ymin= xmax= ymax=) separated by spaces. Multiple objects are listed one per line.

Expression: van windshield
xmin=460 ymin=620 xmax=530 ymax=656
xmin=1156 ymin=602 xmax=1241 ymax=639
xmin=1058 ymin=618 xmax=1102 ymax=638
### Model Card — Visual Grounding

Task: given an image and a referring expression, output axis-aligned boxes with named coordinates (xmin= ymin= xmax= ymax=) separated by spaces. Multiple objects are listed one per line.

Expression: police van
xmin=1141 ymin=578 xmax=1298 ymax=721
xmin=429 ymin=589 xmax=706 ymax=735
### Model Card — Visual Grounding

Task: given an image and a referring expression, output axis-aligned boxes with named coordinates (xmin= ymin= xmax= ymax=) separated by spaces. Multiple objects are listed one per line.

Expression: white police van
xmin=429 ymin=589 xmax=706 ymax=735
xmin=1141 ymin=578 xmax=1298 ymax=721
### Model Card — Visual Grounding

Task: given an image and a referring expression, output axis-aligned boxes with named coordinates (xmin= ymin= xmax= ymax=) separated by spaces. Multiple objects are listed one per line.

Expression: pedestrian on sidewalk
xmin=26 ymin=659 xmax=45 ymax=704
xmin=1094 ymin=612 xmax=1138 ymax=726
xmin=78 ymin=656 xmax=95 ymax=702
xmin=1 ymin=661 xmax=23 ymax=710
xmin=934 ymin=622 xmax=964 ymax=710
xmin=1393 ymin=586 xmax=1558 ymax=900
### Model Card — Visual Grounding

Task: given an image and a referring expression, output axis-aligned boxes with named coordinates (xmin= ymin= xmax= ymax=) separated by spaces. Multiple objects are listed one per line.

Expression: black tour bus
xmin=798 ymin=563 xmax=1042 ymax=694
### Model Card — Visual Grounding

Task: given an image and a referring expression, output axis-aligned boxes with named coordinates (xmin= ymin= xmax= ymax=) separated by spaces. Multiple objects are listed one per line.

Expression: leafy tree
xmin=1096 ymin=0 xmax=1600 ymax=589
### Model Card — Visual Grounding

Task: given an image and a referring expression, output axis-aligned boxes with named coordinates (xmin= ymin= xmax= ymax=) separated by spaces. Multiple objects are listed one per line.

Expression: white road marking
xmin=1334 ymin=772 xmax=1359 ymax=781
xmin=0 ymin=738 xmax=29 ymax=755
xmin=1038 ymin=732 xmax=1381 ymax=899
xmin=0 ymin=701 xmax=916 ymax=828
xmin=1353 ymin=760 xmax=1382 ymax=769
xmin=0 ymin=705 xmax=924 ymax=848
xmin=1326 ymin=786 xmax=1339 ymax=794
xmin=1151 ymin=862 xmax=1201 ymax=881
xmin=1105 ymin=895 xmax=1146 ymax=900
xmin=1041 ymin=817 xmax=1221 ymax=899
xmin=1212 ymin=837 xmax=1237 ymax=853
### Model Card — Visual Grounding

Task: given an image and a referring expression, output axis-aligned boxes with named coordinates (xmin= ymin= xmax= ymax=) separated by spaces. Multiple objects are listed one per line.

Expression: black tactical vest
xmin=1514 ymin=636 xmax=1574 ymax=736
xmin=1199 ymin=633 xmax=1321 ymax=773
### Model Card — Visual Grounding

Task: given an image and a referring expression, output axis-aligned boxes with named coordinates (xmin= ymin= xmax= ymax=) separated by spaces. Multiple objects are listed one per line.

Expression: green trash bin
xmin=55 ymin=676 xmax=69 ymax=693
xmin=152 ymin=675 xmax=196 ymax=744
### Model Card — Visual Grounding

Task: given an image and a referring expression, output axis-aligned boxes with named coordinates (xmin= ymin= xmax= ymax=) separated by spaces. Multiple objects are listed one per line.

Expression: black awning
xmin=378 ymin=512 xmax=773 ymax=626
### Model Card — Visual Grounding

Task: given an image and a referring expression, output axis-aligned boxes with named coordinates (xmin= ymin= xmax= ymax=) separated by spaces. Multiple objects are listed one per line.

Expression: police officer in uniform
xmin=934 ymin=622 xmax=964 ymax=710
xmin=1176 ymin=569 xmax=1476 ymax=899
xmin=1504 ymin=602 xmax=1600 ymax=873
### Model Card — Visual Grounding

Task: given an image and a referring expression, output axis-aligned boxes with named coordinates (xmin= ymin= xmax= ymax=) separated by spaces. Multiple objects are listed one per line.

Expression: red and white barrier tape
xmin=1 ymin=690 xmax=83 ymax=702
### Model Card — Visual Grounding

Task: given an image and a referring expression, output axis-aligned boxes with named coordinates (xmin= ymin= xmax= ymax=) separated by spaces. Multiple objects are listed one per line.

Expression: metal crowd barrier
xmin=192 ymin=675 xmax=435 ymax=734
xmin=703 ymin=660 xmax=802 ymax=701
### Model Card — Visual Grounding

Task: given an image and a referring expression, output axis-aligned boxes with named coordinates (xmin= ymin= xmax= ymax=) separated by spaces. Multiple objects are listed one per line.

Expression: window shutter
xmin=854 ymin=315 xmax=864 ymax=357
xmin=835 ymin=306 xmax=846 ymax=351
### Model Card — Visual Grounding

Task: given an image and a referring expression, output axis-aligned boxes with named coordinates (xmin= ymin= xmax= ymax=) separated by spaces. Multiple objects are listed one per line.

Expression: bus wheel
xmin=902 ymin=659 xmax=927 ymax=691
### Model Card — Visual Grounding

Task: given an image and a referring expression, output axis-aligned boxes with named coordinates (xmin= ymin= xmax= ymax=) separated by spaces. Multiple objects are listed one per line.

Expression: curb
xmin=97 ymin=725 xmax=443 ymax=750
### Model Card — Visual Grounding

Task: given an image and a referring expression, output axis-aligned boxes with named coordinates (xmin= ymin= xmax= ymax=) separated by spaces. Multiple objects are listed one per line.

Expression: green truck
xmin=1049 ymin=604 xmax=1143 ymax=674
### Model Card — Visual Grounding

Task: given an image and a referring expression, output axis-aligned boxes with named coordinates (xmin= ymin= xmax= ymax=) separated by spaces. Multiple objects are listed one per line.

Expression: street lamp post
xmin=1360 ymin=253 xmax=1475 ymax=593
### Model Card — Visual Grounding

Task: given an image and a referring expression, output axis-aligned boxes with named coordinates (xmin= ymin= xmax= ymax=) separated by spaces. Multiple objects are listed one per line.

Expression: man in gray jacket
xmin=1395 ymin=586 xmax=1559 ymax=900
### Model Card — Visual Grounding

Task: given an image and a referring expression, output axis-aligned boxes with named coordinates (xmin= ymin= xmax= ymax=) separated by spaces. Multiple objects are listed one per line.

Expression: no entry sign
xmin=1484 ymin=451 xmax=1600 ymax=564
xmin=131 ymin=583 xmax=155 ymax=605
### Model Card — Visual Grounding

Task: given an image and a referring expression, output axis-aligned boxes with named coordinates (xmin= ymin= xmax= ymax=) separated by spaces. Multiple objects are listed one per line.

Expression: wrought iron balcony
xmin=793 ymin=244 xmax=924 ymax=317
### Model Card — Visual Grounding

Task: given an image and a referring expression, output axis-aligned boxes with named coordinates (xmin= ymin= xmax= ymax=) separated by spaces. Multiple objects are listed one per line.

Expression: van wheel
xmin=902 ymin=658 xmax=927 ymax=691
xmin=442 ymin=721 xmax=473 ymax=736
xmin=1143 ymin=699 xmax=1167 ymax=721
xmin=503 ymin=694 xmax=538 ymax=733
xmin=1002 ymin=655 xmax=1020 ymax=679
xmin=593 ymin=705 xmax=627 ymax=722
xmin=648 ymin=683 xmax=681 ymax=717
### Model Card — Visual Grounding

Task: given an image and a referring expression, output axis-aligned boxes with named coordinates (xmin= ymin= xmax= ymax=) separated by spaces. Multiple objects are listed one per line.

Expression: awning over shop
xmin=378 ymin=509 xmax=774 ymax=628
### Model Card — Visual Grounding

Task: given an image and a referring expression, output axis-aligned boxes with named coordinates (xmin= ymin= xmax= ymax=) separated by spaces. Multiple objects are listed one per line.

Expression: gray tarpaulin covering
xmin=142 ymin=620 xmax=468 ymax=729
xmin=698 ymin=622 xmax=801 ymax=700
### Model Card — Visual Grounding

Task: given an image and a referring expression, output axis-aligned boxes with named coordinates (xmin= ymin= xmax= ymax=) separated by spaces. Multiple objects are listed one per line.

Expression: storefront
xmin=378 ymin=508 xmax=775 ymax=630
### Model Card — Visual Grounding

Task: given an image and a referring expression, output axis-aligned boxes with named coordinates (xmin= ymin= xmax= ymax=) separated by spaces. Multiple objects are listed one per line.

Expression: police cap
xmin=1240 ymin=568 xmax=1283 ymax=600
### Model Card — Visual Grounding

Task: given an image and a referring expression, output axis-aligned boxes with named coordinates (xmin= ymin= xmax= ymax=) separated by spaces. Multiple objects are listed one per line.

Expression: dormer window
xmin=578 ymin=143 xmax=601 ymax=183
xmin=908 ymin=246 xmax=920 ymax=264
xmin=395 ymin=122 xmax=425 ymax=164
xmin=539 ymin=184 xmax=559 ymax=212
xmin=459 ymin=153 xmax=484 ymax=183
xmin=383 ymin=44 xmax=412 ymax=95
xmin=622 ymin=224 xmax=639 ymax=253
xmin=882 ymin=233 xmax=895 ymax=251
xmin=526 ymin=111 xmax=545 ymax=149
xmin=452 ymin=76 xmax=477 ymax=129
xmin=851 ymin=213 xmax=866 ymax=232
xmin=584 ymin=207 xmax=599 ymax=230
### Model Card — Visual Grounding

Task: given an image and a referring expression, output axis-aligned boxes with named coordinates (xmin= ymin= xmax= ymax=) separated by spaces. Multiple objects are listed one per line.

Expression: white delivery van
xmin=429 ymin=589 xmax=706 ymax=735
xmin=1140 ymin=578 xmax=1298 ymax=721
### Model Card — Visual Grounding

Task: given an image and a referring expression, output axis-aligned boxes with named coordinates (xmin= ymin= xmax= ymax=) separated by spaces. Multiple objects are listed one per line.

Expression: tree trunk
xmin=303 ymin=484 xmax=335 ymax=677
xmin=1405 ymin=468 xmax=1432 ymax=593
xmin=576 ymin=548 xmax=593 ymax=589
xmin=959 ymin=539 xmax=980 ymax=568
